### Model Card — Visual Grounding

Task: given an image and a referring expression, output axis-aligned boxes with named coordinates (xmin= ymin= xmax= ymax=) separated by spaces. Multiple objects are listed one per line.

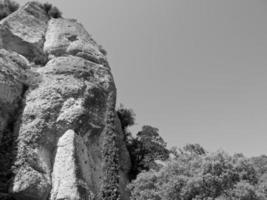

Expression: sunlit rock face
xmin=0 ymin=2 xmax=49 ymax=62
xmin=0 ymin=2 xmax=131 ymax=200
xmin=44 ymin=18 xmax=107 ymax=66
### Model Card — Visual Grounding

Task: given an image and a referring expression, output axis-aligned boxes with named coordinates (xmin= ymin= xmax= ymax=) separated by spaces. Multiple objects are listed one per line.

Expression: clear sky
xmin=20 ymin=0 xmax=267 ymax=157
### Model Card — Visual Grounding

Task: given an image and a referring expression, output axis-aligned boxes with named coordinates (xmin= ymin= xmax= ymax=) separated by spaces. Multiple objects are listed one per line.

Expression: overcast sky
xmin=20 ymin=0 xmax=267 ymax=157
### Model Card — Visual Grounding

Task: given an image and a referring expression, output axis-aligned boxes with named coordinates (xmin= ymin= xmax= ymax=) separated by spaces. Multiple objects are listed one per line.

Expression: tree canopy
xmin=128 ymin=148 xmax=267 ymax=200
xmin=116 ymin=105 xmax=267 ymax=200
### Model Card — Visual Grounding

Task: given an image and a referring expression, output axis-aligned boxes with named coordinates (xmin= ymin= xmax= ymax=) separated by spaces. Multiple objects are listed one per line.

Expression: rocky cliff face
xmin=0 ymin=2 xmax=131 ymax=200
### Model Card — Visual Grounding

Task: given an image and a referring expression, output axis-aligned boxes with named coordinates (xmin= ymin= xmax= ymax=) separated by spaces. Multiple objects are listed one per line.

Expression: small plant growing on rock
xmin=42 ymin=2 xmax=62 ymax=18
xmin=0 ymin=0 xmax=19 ymax=20
xmin=99 ymin=45 xmax=107 ymax=56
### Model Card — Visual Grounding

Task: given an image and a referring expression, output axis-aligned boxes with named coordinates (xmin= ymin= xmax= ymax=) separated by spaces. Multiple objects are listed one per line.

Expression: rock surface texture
xmin=0 ymin=2 xmax=131 ymax=200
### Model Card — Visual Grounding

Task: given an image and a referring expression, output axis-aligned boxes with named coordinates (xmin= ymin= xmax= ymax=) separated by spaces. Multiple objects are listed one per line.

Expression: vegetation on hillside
xmin=0 ymin=0 xmax=19 ymax=20
xmin=117 ymin=105 xmax=267 ymax=200
xmin=129 ymin=149 xmax=267 ymax=200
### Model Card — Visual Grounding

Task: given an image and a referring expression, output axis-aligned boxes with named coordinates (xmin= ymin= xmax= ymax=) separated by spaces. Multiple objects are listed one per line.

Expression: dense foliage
xmin=128 ymin=147 xmax=267 ymax=200
xmin=117 ymin=104 xmax=135 ymax=131
xmin=117 ymin=105 xmax=267 ymax=199
xmin=101 ymin=95 xmax=120 ymax=200
xmin=0 ymin=0 xmax=19 ymax=20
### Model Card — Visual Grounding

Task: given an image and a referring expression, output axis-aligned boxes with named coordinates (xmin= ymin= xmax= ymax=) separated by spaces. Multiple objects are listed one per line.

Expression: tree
xmin=127 ymin=125 xmax=169 ymax=180
xmin=116 ymin=106 xmax=169 ymax=180
xmin=136 ymin=126 xmax=169 ymax=163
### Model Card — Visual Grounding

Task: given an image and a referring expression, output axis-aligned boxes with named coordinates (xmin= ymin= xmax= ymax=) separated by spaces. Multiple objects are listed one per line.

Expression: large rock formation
xmin=0 ymin=2 xmax=131 ymax=200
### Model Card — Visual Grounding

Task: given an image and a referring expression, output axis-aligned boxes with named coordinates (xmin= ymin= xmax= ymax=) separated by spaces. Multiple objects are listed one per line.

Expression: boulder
xmin=44 ymin=18 xmax=106 ymax=65
xmin=0 ymin=2 xmax=49 ymax=62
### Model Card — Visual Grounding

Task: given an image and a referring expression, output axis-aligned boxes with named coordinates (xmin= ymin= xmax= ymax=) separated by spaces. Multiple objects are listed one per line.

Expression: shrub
xmin=42 ymin=2 xmax=52 ymax=13
xmin=116 ymin=104 xmax=135 ymax=131
xmin=99 ymin=45 xmax=107 ymax=56
xmin=6 ymin=0 xmax=17 ymax=12
xmin=0 ymin=0 xmax=19 ymax=20
xmin=42 ymin=2 xmax=62 ymax=18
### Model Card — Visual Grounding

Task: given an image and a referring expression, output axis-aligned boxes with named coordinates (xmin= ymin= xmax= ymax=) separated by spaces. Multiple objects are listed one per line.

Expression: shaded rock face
xmin=0 ymin=49 xmax=29 ymax=197
xmin=0 ymin=2 xmax=131 ymax=200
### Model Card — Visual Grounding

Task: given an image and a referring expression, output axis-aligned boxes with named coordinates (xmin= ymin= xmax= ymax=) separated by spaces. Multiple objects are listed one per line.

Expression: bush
xmin=116 ymin=104 xmax=135 ymax=131
xmin=99 ymin=45 xmax=107 ymax=56
xmin=0 ymin=0 xmax=19 ymax=20
xmin=42 ymin=2 xmax=62 ymax=18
